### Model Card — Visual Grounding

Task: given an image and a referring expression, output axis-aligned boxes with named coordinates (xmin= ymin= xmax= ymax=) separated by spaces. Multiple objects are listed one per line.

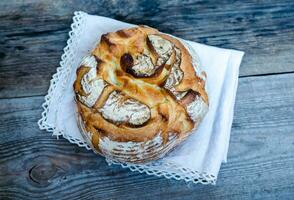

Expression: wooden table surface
xmin=1 ymin=0 xmax=294 ymax=199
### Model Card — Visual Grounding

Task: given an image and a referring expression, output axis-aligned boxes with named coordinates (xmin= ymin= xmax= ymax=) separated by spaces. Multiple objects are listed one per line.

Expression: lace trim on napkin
xmin=38 ymin=11 xmax=216 ymax=185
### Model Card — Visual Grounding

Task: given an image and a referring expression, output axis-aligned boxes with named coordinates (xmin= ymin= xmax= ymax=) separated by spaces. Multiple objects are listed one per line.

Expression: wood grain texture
xmin=1 ymin=0 xmax=294 ymax=199
xmin=0 ymin=0 xmax=294 ymax=98
xmin=1 ymin=73 xmax=294 ymax=199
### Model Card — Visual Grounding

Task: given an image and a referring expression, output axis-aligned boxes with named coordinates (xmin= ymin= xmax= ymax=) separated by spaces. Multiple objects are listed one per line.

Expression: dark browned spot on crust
xmin=76 ymin=66 xmax=86 ymax=75
xmin=115 ymin=70 xmax=124 ymax=76
xmin=94 ymin=55 xmax=103 ymax=65
xmin=121 ymin=53 xmax=158 ymax=78
xmin=146 ymin=36 xmax=157 ymax=55
xmin=179 ymin=90 xmax=200 ymax=106
xmin=73 ymin=81 xmax=79 ymax=93
xmin=159 ymin=112 xmax=168 ymax=123
xmin=164 ymin=88 xmax=178 ymax=100
xmin=101 ymin=34 xmax=115 ymax=47
xmin=117 ymin=29 xmax=135 ymax=38
xmin=123 ymin=55 xmax=167 ymax=79
xmin=158 ymin=74 xmax=170 ymax=87
xmin=125 ymin=68 xmax=136 ymax=77
xmin=93 ymin=126 xmax=108 ymax=137
xmin=120 ymin=53 xmax=134 ymax=71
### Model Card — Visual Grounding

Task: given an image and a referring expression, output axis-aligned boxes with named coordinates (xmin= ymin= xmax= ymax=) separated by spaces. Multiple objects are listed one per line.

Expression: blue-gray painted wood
xmin=0 ymin=0 xmax=294 ymax=199
xmin=0 ymin=0 xmax=293 ymax=98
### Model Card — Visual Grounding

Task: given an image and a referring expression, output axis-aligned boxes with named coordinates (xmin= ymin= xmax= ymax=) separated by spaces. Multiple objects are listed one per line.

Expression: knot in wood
xmin=29 ymin=163 xmax=57 ymax=186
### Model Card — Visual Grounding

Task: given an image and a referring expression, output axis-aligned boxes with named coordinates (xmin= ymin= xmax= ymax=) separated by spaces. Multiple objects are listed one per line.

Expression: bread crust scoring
xmin=73 ymin=26 xmax=209 ymax=163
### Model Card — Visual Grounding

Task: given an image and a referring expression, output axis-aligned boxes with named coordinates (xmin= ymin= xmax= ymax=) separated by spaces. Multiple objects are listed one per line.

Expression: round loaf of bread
xmin=73 ymin=26 xmax=209 ymax=163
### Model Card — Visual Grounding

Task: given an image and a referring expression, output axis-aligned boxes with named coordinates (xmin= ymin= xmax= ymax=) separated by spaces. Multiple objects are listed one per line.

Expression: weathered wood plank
xmin=0 ymin=0 xmax=294 ymax=98
xmin=0 ymin=73 xmax=294 ymax=199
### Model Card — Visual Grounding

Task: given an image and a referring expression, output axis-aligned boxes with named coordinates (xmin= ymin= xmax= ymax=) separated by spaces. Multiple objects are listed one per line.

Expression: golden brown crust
xmin=73 ymin=26 xmax=209 ymax=163
xmin=158 ymin=34 xmax=208 ymax=104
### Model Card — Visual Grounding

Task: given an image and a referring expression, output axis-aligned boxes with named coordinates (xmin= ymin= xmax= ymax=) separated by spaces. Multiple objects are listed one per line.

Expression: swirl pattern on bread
xmin=74 ymin=26 xmax=209 ymax=163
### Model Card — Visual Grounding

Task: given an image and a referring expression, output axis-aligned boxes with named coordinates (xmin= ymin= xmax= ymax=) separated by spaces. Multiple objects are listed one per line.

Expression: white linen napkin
xmin=38 ymin=11 xmax=244 ymax=184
